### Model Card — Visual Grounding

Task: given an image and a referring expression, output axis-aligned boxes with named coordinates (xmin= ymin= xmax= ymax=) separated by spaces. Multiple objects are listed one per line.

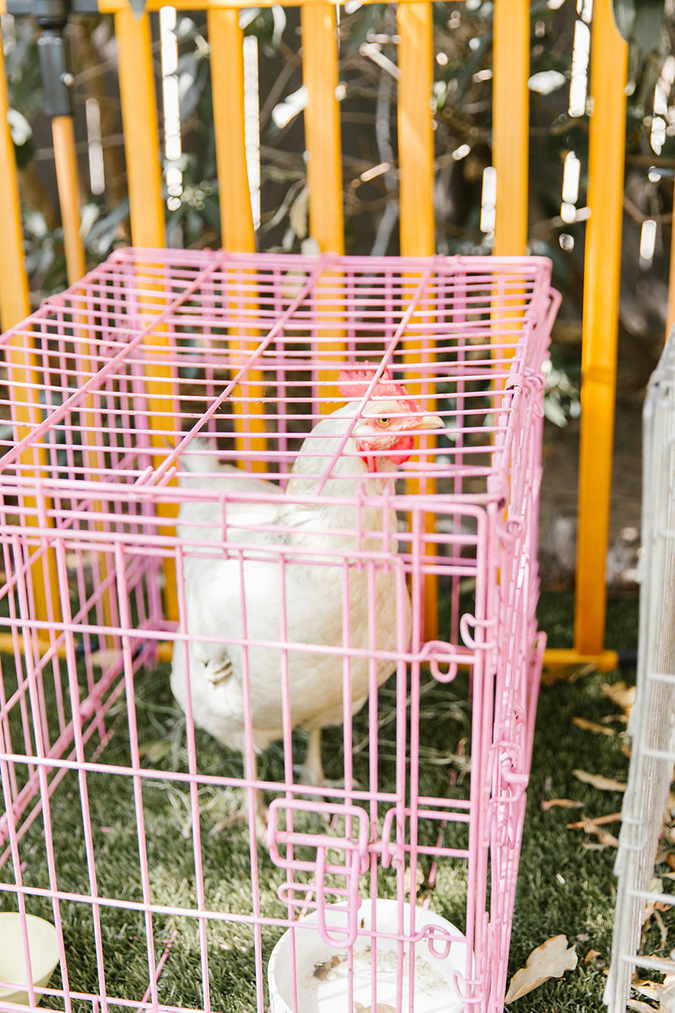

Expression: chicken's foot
xmin=294 ymin=729 xmax=326 ymax=786
xmin=295 ymin=729 xmax=350 ymax=789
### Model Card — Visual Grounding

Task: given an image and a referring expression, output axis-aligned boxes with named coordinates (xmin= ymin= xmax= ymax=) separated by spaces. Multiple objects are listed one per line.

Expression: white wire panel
xmin=606 ymin=326 xmax=675 ymax=1010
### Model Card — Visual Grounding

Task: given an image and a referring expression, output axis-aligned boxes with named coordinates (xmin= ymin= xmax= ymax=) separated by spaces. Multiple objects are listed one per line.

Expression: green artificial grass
xmin=508 ymin=591 xmax=641 ymax=1011
xmin=0 ymin=590 xmax=651 ymax=1012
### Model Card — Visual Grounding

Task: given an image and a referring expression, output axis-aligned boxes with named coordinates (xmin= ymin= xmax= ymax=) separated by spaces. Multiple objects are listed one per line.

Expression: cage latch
xmin=419 ymin=640 xmax=460 ymax=682
xmin=376 ymin=806 xmax=406 ymax=869
xmin=416 ymin=923 xmax=454 ymax=959
xmin=452 ymin=970 xmax=484 ymax=1005
xmin=266 ymin=798 xmax=370 ymax=948
xmin=460 ymin=613 xmax=497 ymax=650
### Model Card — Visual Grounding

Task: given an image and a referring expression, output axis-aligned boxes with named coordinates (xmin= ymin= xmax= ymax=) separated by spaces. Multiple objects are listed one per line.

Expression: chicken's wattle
xmin=356 ymin=434 xmax=415 ymax=472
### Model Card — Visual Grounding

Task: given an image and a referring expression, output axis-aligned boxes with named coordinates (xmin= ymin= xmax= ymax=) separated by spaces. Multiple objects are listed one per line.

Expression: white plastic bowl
xmin=0 ymin=913 xmax=59 ymax=1006
xmin=268 ymin=899 xmax=468 ymax=1013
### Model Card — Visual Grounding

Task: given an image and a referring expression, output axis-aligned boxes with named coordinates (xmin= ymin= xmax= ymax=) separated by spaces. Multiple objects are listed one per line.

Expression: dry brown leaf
xmin=354 ymin=1006 xmax=397 ymax=1013
xmin=403 ymin=866 xmax=424 ymax=897
xmin=658 ymin=974 xmax=675 ymax=1009
xmin=572 ymin=717 xmax=616 ymax=737
xmin=654 ymin=910 xmax=669 ymax=949
xmin=641 ymin=879 xmax=672 ymax=950
xmin=541 ymin=798 xmax=583 ymax=811
xmin=634 ymin=979 xmax=659 ymax=999
xmin=504 ymin=936 xmax=577 ymax=1003
xmin=628 ymin=1001 xmax=661 ymax=1013
xmin=572 ymin=817 xmax=619 ymax=848
xmin=314 ymin=955 xmax=341 ymax=981
xmin=90 ymin=648 xmax=121 ymax=668
xmin=656 ymin=840 xmax=675 ymax=864
xmin=584 ymin=949 xmax=602 ymax=964
xmin=634 ymin=971 xmax=675 ymax=1012
xmin=572 ymin=770 xmax=627 ymax=792
xmin=601 ymin=681 xmax=636 ymax=716
xmin=541 ymin=663 xmax=595 ymax=687
xmin=593 ymin=831 xmax=618 ymax=848
xmin=567 ymin=812 xmax=622 ymax=829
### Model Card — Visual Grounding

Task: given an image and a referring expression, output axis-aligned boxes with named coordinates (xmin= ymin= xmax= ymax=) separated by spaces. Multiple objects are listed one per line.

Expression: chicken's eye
xmin=377 ymin=417 xmax=391 ymax=427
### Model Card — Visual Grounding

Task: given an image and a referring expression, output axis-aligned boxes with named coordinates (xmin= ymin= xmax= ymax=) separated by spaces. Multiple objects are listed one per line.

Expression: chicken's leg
xmin=297 ymin=728 xmax=325 ymax=786
xmin=245 ymin=749 xmax=269 ymax=842
xmin=296 ymin=729 xmax=352 ymax=789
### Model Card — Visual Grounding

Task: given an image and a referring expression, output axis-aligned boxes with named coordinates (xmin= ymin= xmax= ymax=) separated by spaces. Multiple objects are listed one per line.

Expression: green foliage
xmin=4 ymin=18 xmax=42 ymax=117
xmin=612 ymin=0 xmax=666 ymax=52
xmin=2 ymin=0 xmax=673 ymax=418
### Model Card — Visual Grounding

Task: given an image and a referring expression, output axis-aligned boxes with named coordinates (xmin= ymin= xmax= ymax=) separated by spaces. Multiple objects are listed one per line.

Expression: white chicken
xmin=170 ymin=368 xmax=442 ymax=834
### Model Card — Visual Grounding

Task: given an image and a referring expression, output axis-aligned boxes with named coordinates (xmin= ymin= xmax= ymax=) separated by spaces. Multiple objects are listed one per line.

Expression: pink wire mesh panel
xmin=0 ymin=250 xmax=559 ymax=1013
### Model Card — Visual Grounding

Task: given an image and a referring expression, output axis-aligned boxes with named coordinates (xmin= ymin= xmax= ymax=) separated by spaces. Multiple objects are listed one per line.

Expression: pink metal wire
xmin=0 ymin=251 xmax=559 ymax=1013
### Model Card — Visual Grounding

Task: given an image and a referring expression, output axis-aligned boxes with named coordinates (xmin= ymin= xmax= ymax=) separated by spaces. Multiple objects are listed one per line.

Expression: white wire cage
xmin=606 ymin=325 xmax=675 ymax=1010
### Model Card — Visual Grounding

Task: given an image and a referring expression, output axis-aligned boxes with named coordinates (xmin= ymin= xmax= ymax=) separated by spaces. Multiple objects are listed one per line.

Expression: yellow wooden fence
xmin=0 ymin=0 xmax=632 ymax=670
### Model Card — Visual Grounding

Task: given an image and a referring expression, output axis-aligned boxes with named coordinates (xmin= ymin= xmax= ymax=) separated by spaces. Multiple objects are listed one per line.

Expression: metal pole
xmin=574 ymin=0 xmax=628 ymax=655
xmin=33 ymin=0 xmax=86 ymax=285
xmin=492 ymin=0 xmax=529 ymax=258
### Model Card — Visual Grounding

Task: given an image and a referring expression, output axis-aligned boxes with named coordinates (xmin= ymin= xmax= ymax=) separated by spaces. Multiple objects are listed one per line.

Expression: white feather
xmin=170 ymin=406 xmax=413 ymax=757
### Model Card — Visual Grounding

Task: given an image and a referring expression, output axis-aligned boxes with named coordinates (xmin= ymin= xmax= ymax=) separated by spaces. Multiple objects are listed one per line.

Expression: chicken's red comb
xmin=338 ymin=365 xmax=410 ymax=400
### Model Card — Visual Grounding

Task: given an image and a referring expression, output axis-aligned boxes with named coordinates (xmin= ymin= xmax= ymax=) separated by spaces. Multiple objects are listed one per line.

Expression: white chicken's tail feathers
xmin=177 ymin=437 xmax=280 ymax=495
xmin=178 ymin=437 xmax=225 ymax=477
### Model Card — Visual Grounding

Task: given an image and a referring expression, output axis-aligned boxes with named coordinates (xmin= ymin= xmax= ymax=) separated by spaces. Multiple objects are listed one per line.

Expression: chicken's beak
xmin=412 ymin=414 xmax=445 ymax=431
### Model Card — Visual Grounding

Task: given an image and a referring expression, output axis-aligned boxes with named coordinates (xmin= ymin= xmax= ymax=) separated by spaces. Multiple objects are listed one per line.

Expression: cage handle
xmin=315 ymin=847 xmax=362 ymax=949
xmin=452 ymin=971 xmax=483 ymax=1005
xmin=378 ymin=807 xmax=406 ymax=869
xmin=419 ymin=923 xmax=453 ymax=960
xmin=420 ymin=640 xmax=459 ymax=682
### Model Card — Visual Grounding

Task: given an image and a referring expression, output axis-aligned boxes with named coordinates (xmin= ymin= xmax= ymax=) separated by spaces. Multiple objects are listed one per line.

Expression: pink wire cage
xmin=0 ymin=250 xmax=559 ymax=1013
